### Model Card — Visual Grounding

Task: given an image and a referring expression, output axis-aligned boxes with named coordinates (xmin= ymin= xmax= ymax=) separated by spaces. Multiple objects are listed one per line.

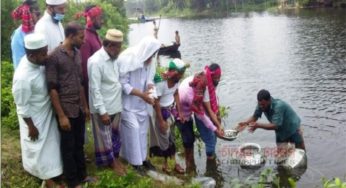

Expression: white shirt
xmin=13 ymin=57 xmax=50 ymax=118
xmin=12 ymin=56 xmax=63 ymax=179
xmin=155 ymin=81 xmax=179 ymax=107
xmin=35 ymin=11 xmax=65 ymax=53
xmin=88 ymin=47 xmax=122 ymax=115
xmin=120 ymin=66 xmax=151 ymax=115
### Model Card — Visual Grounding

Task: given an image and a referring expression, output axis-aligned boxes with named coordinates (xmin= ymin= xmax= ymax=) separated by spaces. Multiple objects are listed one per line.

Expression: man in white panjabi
xmin=12 ymin=33 xmax=63 ymax=187
xmin=117 ymin=36 xmax=161 ymax=175
xmin=88 ymin=29 xmax=127 ymax=175
xmin=35 ymin=0 xmax=66 ymax=53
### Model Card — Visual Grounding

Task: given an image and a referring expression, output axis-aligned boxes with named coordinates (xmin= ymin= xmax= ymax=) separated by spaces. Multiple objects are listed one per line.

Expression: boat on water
xmin=138 ymin=14 xmax=156 ymax=23
xmin=158 ymin=43 xmax=180 ymax=54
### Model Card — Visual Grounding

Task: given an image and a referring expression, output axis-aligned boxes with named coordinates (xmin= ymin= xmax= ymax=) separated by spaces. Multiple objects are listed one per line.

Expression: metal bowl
xmin=238 ymin=143 xmax=265 ymax=168
xmin=281 ymin=149 xmax=307 ymax=169
xmin=218 ymin=129 xmax=238 ymax=141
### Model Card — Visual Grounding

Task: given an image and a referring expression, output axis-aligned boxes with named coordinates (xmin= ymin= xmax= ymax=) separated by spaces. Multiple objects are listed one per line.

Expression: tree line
xmin=125 ymin=0 xmax=346 ymax=16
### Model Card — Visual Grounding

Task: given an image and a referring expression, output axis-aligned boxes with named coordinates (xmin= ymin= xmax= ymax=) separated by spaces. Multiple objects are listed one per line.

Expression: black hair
xmin=23 ymin=0 xmax=37 ymax=6
xmin=65 ymin=22 xmax=84 ymax=38
xmin=257 ymin=89 xmax=271 ymax=101
xmin=208 ymin=63 xmax=220 ymax=71
xmin=85 ymin=4 xmax=96 ymax=12
xmin=29 ymin=3 xmax=40 ymax=16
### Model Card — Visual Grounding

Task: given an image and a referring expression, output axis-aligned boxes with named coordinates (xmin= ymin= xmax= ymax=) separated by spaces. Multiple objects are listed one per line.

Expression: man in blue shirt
xmin=239 ymin=89 xmax=305 ymax=150
xmin=11 ymin=0 xmax=40 ymax=69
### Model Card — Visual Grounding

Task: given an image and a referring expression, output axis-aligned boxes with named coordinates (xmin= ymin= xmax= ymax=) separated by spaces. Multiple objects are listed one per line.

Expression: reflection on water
xmin=129 ymin=9 xmax=346 ymax=187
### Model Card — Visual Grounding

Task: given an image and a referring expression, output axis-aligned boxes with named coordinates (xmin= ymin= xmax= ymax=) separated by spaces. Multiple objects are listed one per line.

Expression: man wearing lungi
xmin=88 ymin=29 xmax=126 ymax=175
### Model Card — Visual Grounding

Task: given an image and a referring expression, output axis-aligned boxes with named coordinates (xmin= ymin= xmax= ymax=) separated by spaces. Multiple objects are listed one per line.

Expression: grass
xmin=1 ymin=126 xmax=42 ymax=187
xmin=0 ymin=122 xmax=199 ymax=188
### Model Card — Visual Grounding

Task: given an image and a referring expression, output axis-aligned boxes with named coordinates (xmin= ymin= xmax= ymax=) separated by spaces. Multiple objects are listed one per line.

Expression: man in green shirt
xmin=239 ymin=89 xmax=305 ymax=150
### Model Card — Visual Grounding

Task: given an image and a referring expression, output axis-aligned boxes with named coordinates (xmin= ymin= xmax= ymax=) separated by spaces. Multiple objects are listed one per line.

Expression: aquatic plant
xmin=219 ymin=106 xmax=231 ymax=118
xmin=322 ymin=177 xmax=346 ymax=188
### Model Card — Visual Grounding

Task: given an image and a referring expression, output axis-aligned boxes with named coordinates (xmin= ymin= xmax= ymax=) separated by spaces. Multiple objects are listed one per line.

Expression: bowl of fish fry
xmin=218 ymin=129 xmax=238 ymax=141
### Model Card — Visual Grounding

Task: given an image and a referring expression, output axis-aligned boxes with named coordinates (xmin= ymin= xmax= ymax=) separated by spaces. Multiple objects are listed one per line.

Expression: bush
xmin=1 ymin=61 xmax=18 ymax=130
xmin=1 ymin=0 xmax=21 ymax=61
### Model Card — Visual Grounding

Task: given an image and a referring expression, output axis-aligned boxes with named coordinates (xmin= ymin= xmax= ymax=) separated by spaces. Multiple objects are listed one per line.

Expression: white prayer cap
xmin=46 ymin=0 xmax=66 ymax=5
xmin=105 ymin=29 xmax=123 ymax=42
xmin=24 ymin=33 xmax=47 ymax=50
xmin=172 ymin=58 xmax=186 ymax=69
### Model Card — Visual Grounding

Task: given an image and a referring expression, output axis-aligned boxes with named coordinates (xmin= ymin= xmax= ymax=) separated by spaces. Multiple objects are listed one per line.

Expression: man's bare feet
xmin=112 ymin=159 xmax=126 ymax=176
xmin=115 ymin=159 xmax=127 ymax=172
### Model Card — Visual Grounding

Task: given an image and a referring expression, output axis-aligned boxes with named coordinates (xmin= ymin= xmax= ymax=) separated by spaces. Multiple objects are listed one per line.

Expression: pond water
xmin=128 ymin=9 xmax=346 ymax=187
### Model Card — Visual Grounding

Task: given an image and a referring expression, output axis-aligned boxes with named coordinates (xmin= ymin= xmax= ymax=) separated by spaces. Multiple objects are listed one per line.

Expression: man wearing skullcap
xmin=78 ymin=5 xmax=103 ymax=106
xmin=176 ymin=63 xmax=224 ymax=172
xmin=88 ymin=29 xmax=127 ymax=175
xmin=11 ymin=0 xmax=41 ymax=69
xmin=35 ymin=0 xmax=66 ymax=53
xmin=149 ymin=58 xmax=187 ymax=174
xmin=46 ymin=22 xmax=94 ymax=188
xmin=12 ymin=33 xmax=63 ymax=187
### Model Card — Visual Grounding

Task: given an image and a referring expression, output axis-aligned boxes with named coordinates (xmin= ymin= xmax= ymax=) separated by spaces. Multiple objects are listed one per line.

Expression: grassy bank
xmin=0 ymin=60 xmax=196 ymax=187
xmin=1 ymin=122 xmax=200 ymax=188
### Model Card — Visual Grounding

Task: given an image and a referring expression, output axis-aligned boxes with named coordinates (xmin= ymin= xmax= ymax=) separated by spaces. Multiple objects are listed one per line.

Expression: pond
xmin=128 ymin=9 xmax=346 ymax=187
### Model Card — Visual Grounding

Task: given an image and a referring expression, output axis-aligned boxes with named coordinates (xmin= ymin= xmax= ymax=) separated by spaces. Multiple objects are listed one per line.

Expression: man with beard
xmin=35 ymin=0 xmax=66 ymax=53
xmin=88 ymin=29 xmax=127 ymax=176
xmin=176 ymin=63 xmax=224 ymax=172
xmin=46 ymin=22 xmax=93 ymax=188
xmin=12 ymin=33 xmax=63 ymax=187
xmin=77 ymin=4 xmax=104 ymax=163
xmin=149 ymin=59 xmax=187 ymax=174
xmin=78 ymin=5 xmax=103 ymax=105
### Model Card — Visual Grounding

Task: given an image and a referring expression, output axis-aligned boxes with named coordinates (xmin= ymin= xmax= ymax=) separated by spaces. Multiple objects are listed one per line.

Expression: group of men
xmin=11 ymin=0 xmax=306 ymax=187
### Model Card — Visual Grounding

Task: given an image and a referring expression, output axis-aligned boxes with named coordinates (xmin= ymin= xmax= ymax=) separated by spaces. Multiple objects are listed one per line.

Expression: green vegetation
xmin=230 ymin=168 xmax=282 ymax=188
xmin=0 ymin=117 xmax=197 ymax=188
xmin=125 ymin=0 xmax=346 ymax=18
xmin=1 ymin=61 xmax=18 ymax=130
xmin=2 ymin=1 xmax=346 ymax=187
xmin=322 ymin=177 xmax=346 ymax=188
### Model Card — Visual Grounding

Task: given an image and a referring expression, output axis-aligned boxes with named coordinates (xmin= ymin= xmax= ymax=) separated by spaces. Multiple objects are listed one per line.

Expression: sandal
xmin=174 ymin=164 xmax=185 ymax=174
xmin=82 ymin=176 xmax=98 ymax=184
